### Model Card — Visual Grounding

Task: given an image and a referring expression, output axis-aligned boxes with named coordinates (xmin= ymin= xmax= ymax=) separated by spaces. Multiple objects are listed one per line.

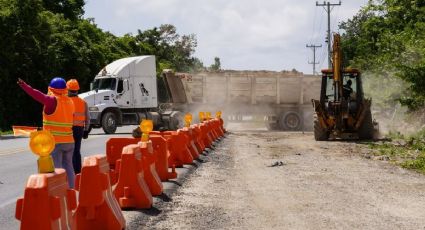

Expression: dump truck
xmin=80 ymin=56 xmax=186 ymax=134
xmin=170 ymin=70 xmax=322 ymax=131
xmin=312 ymin=34 xmax=375 ymax=140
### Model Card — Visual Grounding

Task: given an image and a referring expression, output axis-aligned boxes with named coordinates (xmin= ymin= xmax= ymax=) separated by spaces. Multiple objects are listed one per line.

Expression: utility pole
xmin=316 ymin=1 xmax=341 ymax=68
xmin=306 ymin=44 xmax=322 ymax=75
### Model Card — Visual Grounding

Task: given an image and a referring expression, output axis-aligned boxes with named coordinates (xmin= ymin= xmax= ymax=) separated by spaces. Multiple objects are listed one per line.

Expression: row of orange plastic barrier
xmin=15 ymin=117 xmax=226 ymax=230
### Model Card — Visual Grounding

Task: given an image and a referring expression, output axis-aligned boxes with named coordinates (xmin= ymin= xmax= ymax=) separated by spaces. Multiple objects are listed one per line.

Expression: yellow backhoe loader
xmin=312 ymin=33 xmax=376 ymax=140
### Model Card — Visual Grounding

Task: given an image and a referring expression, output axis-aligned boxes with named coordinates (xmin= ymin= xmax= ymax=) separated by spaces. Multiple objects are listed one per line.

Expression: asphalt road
xmin=0 ymin=126 xmax=136 ymax=229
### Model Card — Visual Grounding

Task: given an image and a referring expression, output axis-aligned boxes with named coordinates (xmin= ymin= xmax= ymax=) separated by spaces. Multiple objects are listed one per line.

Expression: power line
xmin=318 ymin=44 xmax=327 ymax=71
xmin=309 ymin=7 xmax=318 ymax=45
xmin=316 ymin=1 xmax=341 ymax=69
xmin=306 ymin=44 xmax=322 ymax=75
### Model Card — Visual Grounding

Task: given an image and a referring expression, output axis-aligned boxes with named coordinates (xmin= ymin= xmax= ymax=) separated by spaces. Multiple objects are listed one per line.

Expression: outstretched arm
xmin=17 ymin=78 xmax=57 ymax=115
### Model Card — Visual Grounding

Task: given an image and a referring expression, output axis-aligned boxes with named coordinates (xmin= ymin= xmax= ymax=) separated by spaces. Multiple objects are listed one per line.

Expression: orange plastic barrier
xmin=213 ymin=118 xmax=224 ymax=137
xmin=199 ymin=123 xmax=214 ymax=148
xmin=106 ymin=138 xmax=139 ymax=184
xmin=74 ymin=155 xmax=125 ymax=230
xmin=180 ymin=127 xmax=200 ymax=159
xmin=162 ymin=131 xmax=194 ymax=167
xmin=113 ymin=144 xmax=153 ymax=209
xmin=206 ymin=120 xmax=219 ymax=141
xmin=12 ymin=126 xmax=38 ymax=137
xmin=218 ymin=118 xmax=226 ymax=133
xmin=15 ymin=168 xmax=77 ymax=230
xmin=150 ymin=134 xmax=177 ymax=181
xmin=139 ymin=141 xmax=163 ymax=196
xmin=191 ymin=124 xmax=206 ymax=153
xmin=211 ymin=120 xmax=221 ymax=139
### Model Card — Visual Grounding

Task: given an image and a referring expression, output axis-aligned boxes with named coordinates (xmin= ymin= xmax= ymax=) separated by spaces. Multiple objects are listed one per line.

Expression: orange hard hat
xmin=66 ymin=79 xmax=80 ymax=91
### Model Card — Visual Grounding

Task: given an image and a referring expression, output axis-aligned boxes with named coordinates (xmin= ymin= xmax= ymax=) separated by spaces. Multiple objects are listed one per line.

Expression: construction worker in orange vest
xmin=66 ymin=79 xmax=90 ymax=174
xmin=18 ymin=77 xmax=76 ymax=188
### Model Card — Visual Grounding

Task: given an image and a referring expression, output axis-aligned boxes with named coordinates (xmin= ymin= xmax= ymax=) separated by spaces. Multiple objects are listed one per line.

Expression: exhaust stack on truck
xmin=80 ymin=56 xmax=183 ymax=134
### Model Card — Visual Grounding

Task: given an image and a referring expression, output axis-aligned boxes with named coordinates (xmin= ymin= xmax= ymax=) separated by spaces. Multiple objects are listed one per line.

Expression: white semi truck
xmin=80 ymin=56 xmax=184 ymax=134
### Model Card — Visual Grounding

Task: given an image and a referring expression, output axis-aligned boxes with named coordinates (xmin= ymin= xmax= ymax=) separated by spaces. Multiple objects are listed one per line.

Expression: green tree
xmin=135 ymin=24 xmax=197 ymax=73
xmin=0 ymin=1 xmax=200 ymax=130
xmin=209 ymin=57 xmax=221 ymax=71
xmin=339 ymin=0 xmax=425 ymax=112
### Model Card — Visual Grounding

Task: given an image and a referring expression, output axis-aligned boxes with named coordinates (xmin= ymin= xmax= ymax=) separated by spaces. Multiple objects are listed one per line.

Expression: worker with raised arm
xmin=67 ymin=79 xmax=90 ymax=174
xmin=17 ymin=77 xmax=76 ymax=188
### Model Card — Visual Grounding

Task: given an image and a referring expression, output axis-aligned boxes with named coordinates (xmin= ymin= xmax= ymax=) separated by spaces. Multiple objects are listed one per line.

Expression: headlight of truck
xmin=89 ymin=106 xmax=99 ymax=112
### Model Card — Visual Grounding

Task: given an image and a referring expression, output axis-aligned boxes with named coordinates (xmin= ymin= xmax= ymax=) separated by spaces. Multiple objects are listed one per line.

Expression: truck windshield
xmin=92 ymin=78 xmax=117 ymax=90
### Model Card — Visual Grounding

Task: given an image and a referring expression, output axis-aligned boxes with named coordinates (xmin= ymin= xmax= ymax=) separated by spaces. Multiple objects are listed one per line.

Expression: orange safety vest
xmin=43 ymin=95 xmax=74 ymax=144
xmin=69 ymin=96 xmax=87 ymax=127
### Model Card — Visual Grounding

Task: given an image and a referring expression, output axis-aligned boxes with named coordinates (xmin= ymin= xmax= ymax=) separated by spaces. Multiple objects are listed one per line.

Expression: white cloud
xmin=84 ymin=0 xmax=368 ymax=73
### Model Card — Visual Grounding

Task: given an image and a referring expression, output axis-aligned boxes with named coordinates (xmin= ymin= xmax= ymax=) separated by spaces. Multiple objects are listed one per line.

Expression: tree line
xmin=0 ymin=0 xmax=205 ymax=131
xmin=340 ymin=0 xmax=425 ymax=116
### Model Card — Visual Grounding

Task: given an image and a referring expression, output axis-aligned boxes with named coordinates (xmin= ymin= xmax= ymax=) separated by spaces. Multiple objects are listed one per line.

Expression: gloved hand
xmin=83 ymin=130 xmax=89 ymax=139
xmin=17 ymin=78 xmax=25 ymax=86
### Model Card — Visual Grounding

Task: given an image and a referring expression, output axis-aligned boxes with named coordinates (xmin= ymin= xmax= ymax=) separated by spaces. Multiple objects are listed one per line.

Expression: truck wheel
xmin=265 ymin=122 xmax=279 ymax=131
xmin=358 ymin=110 xmax=373 ymax=140
xmin=314 ymin=116 xmax=328 ymax=141
xmin=169 ymin=111 xmax=183 ymax=130
xmin=102 ymin=112 xmax=117 ymax=134
xmin=279 ymin=111 xmax=301 ymax=131
xmin=87 ymin=125 xmax=93 ymax=134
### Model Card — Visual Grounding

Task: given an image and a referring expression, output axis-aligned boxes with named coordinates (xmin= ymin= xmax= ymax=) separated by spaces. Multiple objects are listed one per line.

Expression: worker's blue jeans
xmin=72 ymin=126 xmax=84 ymax=174
xmin=51 ymin=143 xmax=75 ymax=188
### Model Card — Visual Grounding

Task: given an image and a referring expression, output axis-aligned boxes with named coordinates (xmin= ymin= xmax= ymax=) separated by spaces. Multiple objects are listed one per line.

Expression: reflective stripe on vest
xmin=43 ymin=95 xmax=74 ymax=143
xmin=70 ymin=96 xmax=87 ymax=127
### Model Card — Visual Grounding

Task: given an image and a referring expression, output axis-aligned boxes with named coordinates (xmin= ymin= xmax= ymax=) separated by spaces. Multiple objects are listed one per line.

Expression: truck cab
xmin=79 ymin=56 xmax=161 ymax=134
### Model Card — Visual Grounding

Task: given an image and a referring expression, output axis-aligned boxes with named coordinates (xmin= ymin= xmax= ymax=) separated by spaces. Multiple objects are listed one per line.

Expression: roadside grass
xmin=0 ymin=130 xmax=12 ymax=135
xmin=368 ymin=129 xmax=425 ymax=174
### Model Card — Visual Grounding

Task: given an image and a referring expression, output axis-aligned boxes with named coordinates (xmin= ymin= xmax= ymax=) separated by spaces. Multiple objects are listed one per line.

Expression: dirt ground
xmin=137 ymin=130 xmax=425 ymax=230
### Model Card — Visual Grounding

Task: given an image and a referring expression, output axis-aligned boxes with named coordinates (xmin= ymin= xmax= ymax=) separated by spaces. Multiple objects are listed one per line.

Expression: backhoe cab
xmin=312 ymin=34 xmax=375 ymax=140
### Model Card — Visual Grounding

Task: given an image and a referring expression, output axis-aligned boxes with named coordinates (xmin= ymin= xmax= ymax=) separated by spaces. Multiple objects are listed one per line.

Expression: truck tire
xmin=358 ymin=110 xmax=373 ymax=140
xmin=314 ymin=117 xmax=328 ymax=141
xmin=87 ymin=125 xmax=93 ymax=134
xmin=279 ymin=111 xmax=301 ymax=131
xmin=169 ymin=111 xmax=183 ymax=130
xmin=266 ymin=122 xmax=279 ymax=131
xmin=102 ymin=112 xmax=117 ymax=134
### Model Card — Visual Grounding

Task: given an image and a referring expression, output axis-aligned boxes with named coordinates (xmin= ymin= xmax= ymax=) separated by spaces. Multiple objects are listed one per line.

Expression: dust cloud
xmin=362 ymin=71 xmax=422 ymax=135
xmin=185 ymin=103 xmax=272 ymax=131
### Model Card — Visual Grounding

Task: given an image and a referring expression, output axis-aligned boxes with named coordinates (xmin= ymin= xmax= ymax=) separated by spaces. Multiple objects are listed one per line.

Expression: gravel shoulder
xmin=135 ymin=131 xmax=425 ymax=230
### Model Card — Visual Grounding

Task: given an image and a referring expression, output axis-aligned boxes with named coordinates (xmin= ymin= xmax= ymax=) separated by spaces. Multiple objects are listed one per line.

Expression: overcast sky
xmin=84 ymin=0 xmax=368 ymax=74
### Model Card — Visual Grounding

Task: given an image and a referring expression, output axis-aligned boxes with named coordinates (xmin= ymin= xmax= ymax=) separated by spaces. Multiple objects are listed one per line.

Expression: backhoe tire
xmin=102 ymin=112 xmax=117 ymax=134
xmin=358 ymin=110 xmax=373 ymax=140
xmin=313 ymin=117 xmax=328 ymax=141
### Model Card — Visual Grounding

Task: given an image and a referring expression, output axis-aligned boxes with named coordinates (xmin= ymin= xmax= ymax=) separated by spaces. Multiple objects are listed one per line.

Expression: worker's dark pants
xmin=72 ymin=126 xmax=84 ymax=174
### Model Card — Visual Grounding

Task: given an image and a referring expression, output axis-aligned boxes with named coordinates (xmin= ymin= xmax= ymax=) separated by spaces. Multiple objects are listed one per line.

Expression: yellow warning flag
xmin=12 ymin=126 xmax=38 ymax=137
